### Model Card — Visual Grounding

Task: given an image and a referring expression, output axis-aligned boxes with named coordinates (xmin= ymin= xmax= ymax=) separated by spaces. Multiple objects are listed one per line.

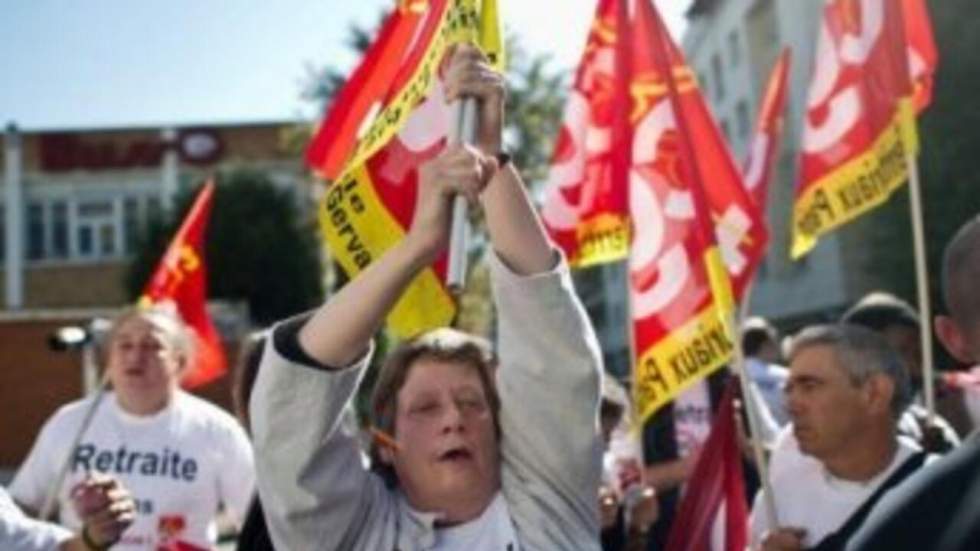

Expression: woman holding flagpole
xmin=250 ymin=44 xmax=605 ymax=551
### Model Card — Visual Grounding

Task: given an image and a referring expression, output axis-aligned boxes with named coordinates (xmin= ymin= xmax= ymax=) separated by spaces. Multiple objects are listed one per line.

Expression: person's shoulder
xmin=173 ymin=391 xmax=245 ymax=434
xmin=40 ymin=394 xmax=101 ymax=432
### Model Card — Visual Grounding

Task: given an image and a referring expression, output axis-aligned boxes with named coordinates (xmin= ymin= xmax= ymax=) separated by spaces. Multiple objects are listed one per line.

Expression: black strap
xmin=810 ymin=451 xmax=928 ymax=551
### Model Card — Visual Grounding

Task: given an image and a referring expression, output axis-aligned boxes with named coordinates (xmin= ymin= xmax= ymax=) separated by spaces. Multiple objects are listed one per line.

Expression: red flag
xmin=623 ymin=0 xmax=768 ymax=421
xmin=305 ymin=0 xmax=443 ymax=181
xmin=140 ymin=181 xmax=226 ymax=388
xmin=792 ymin=0 xmax=918 ymax=258
xmin=308 ymin=0 xmax=503 ymax=338
xmin=742 ymin=49 xmax=791 ymax=215
xmin=540 ymin=0 xmax=633 ymax=268
xmin=902 ymin=0 xmax=938 ymax=113
xmin=665 ymin=385 xmax=748 ymax=551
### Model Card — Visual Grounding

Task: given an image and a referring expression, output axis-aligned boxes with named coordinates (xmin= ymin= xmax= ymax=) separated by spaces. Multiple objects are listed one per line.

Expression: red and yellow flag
xmin=307 ymin=0 xmax=503 ymax=338
xmin=742 ymin=48 xmax=791 ymax=215
xmin=622 ymin=0 xmax=767 ymax=422
xmin=540 ymin=0 xmax=633 ymax=268
xmin=903 ymin=0 xmax=938 ymax=113
xmin=792 ymin=0 xmax=921 ymax=258
xmin=139 ymin=181 xmax=226 ymax=389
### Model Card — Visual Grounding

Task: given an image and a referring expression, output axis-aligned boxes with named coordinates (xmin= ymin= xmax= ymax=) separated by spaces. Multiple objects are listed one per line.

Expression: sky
xmin=0 ymin=0 xmax=691 ymax=131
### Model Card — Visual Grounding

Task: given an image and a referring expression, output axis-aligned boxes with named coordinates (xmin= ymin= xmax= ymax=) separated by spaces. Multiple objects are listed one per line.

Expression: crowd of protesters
xmin=5 ymin=45 xmax=980 ymax=551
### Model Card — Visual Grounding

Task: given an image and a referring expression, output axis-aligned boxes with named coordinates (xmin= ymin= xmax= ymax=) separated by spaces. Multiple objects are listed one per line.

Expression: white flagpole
xmin=39 ymin=371 xmax=111 ymax=520
xmin=446 ymin=98 xmax=479 ymax=294
xmin=905 ymin=149 xmax=936 ymax=419
xmin=728 ymin=296 xmax=779 ymax=530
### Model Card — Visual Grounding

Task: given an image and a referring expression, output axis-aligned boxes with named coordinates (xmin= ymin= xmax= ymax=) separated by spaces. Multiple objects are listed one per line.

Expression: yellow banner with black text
xmin=319 ymin=167 xmax=456 ymax=338
xmin=792 ymin=100 xmax=919 ymax=259
xmin=633 ymin=303 xmax=733 ymax=423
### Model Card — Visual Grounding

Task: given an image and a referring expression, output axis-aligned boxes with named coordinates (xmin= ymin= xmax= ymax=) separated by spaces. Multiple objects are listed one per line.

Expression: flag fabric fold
xmin=791 ymin=0 xmax=922 ymax=259
xmin=139 ymin=181 xmax=226 ymax=389
xmin=664 ymin=384 xmax=749 ymax=551
xmin=306 ymin=0 xmax=502 ymax=338
xmin=623 ymin=0 xmax=767 ymax=422
xmin=742 ymin=48 xmax=792 ymax=217
xmin=902 ymin=0 xmax=938 ymax=113
xmin=542 ymin=0 xmax=767 ymax=421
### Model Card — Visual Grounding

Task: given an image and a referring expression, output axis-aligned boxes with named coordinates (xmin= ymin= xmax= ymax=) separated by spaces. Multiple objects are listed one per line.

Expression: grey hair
xmin=789 ymin=324 xmax=912 ymax=418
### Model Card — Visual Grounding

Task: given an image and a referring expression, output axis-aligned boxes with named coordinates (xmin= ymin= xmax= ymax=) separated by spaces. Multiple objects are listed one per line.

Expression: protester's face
xmin=107 ymin=316 xmax=182 ymax=412
xmin=786 ymin=346 xmax=872 ymax=461
xmin=388 ymin=358 xmax=499 ymax=521
xmin=882 ymin=324 xmax=922 ymax=382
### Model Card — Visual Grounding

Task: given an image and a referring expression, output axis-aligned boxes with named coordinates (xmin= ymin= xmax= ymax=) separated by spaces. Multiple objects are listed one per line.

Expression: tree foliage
xmin=126 ymin=171 xmax=324 ymax=326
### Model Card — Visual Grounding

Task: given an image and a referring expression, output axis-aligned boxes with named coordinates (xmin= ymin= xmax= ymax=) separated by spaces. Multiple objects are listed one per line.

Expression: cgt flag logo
xmin=792 ymin=0 xmax=920 ymax=258
xmin=307 ymin=0 xmax=503 ymax=338
xmin=603 ymin=0 xmax=766 ymax=423
xmin=139 ymin=181 xmax=226 ymax=388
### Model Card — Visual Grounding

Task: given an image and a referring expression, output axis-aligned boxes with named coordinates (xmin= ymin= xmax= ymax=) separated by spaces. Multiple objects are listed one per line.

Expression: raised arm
xmin=445 ymin=45 xmax=555 ymax=275
xmin=297 ymin=145 xmax=496 ymax=368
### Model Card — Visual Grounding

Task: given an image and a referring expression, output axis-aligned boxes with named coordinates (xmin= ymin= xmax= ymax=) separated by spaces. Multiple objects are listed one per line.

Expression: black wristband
xmin=495 ymin=151 xmax=511 ymax=169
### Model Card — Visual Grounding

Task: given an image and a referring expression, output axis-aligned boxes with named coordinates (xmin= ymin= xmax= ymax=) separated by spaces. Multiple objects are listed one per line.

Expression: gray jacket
xmin=250 ymin=252 xmax=604 ymax=551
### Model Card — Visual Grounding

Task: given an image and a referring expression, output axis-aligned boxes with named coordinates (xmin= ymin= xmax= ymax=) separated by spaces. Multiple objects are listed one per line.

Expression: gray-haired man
xmin=751 ymin=324 xmax=928 ymax=551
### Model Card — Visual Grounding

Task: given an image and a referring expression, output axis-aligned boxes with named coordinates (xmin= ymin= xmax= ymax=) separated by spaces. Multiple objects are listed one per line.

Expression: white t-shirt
xmin=428 ymin=492 xmax=518 ymax=551
xmin=750 ymin=431 xmax=921 ymax=548
xmin=10 ymin=391 xmax=254 ymax=550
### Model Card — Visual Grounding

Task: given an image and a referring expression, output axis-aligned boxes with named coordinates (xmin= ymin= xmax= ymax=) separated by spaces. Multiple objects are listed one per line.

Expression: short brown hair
xmin=369 ymin=328 xmax=501 ymax=485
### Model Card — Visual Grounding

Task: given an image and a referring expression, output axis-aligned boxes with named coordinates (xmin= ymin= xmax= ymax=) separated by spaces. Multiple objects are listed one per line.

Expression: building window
xmin=728 ymin=30 xmax=741 ymax=67
xmin=51 ymin=201 xmax=69 ymax=259
xmin=21 ymin=190 xmax=159 ymax=264
xmin=27 ymin=202 xmax=45 ymax=260
xmin=76 ymin=199 xmax=116 ymax=260
xmin=736 ymin=99 xmax=751 ymax=140
xmin=711 ymin=53 xmax=725 ymax=100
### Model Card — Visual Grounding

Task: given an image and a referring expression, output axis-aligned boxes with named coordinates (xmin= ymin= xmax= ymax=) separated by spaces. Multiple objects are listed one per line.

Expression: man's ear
xmin=936 ymin=315 xmax=973 ymax=364
xmin=864 ymin=373 xmax=896 ymax=418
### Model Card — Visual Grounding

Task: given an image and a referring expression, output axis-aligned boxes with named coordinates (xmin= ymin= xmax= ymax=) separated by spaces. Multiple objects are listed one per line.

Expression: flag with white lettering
xmin=539 ymin=0 xmax=633 ymax=268
xmin=308 ymin=0 xmax=503 ymax=337
xmin=624 ymin=0 xmax=767 ymax=423
xmin=792 ymin=0 xmax=918 ymax=258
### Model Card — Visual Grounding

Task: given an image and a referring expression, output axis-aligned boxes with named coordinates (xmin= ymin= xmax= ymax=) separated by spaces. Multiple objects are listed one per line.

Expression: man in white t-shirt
xmin=750 ymin=324 xmax=927 ymax=551
xmin=11 ymin=306 xmax=254 ymax=550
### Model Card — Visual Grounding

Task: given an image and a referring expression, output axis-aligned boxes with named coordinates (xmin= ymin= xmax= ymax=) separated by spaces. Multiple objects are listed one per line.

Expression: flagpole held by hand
xmin=446 ymin=98 xmax=479 ymax=294
xmin=40 ymin=370 xmax=111 ymax=520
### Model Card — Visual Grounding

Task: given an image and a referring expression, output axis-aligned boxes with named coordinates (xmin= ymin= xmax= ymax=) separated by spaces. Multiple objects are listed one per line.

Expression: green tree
xmin=126 ymin=170 xmax=324 ymax=326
